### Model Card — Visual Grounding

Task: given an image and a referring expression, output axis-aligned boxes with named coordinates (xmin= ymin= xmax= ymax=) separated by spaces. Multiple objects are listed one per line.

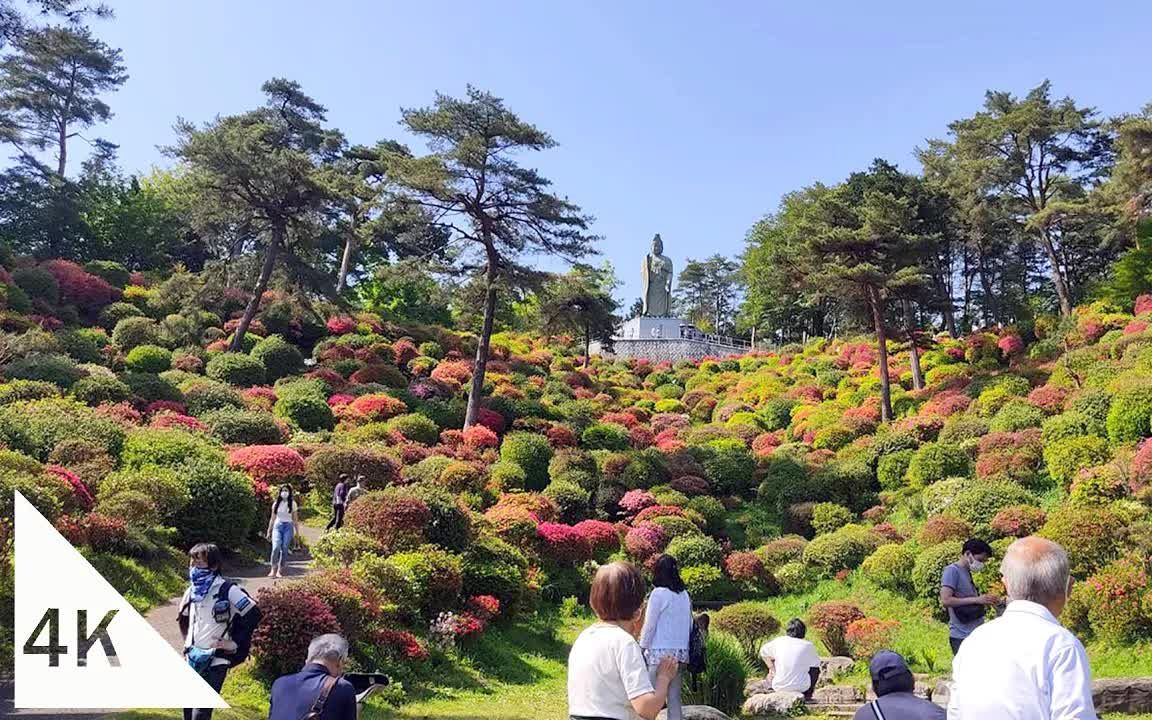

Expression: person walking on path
xmin=267 ymin=484 xmax=301 ymax=578
xmin=269 ymin=634 xmax=361 ymax=720
xmin=639 ymin=555 xmax=692 ymax=720
xmin=326 ymin=474 xmax=348 ymax=531
xmin=854 ymin=650 xmax=943 ymax=720
xmin=939 ymin=538 xmax=999 ymax=655
xmin=948 ymin=536 xmax=1097 ymax=719
xmin=178 ymin=543 xmax=261 ymax=720
xmin=568 ymin=561 xmax=679 ymax=720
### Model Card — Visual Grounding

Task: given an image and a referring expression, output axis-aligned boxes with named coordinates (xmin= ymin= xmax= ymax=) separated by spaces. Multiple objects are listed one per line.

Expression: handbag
xmin=185 ymin=646 xmax=216 ymax=675
xmin=953 ymin=602 xmax=985 ymax=623
xmin=301 ymin=675 xmax=338 ymax=720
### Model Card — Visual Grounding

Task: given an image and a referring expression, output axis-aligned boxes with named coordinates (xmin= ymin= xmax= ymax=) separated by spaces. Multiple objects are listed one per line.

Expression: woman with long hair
xmin=639 ymin=554 xmax=693 ymax=720
xmin=265 ymin=484 xmax=299 ymax=578
xmin=568 ymin=562 xmax=678 ymax=720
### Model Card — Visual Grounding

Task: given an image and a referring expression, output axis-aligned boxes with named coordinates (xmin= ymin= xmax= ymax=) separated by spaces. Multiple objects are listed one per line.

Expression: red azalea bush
xmin=475 ymin=408 xmax=507 ymax=435
xmin=463 ymin=424 xmax=499 ymax=449
xmin=345 ymin=491 xmax=431 ymax=554
xmin=1027 ymin=385 xmax=1068 ymax=413
xmin=870 ymin=522 xmax=904 ymax=543
xmin=573 ymin=519 xmax=620 ymax=557
xmin=46 ymin=464 xmax=94 ymax=510
xmin=43 ymin=260 xmax=121 ymax=309
xmin=392 ymin=339 xmax=419 ymax=367
xmin=629 ymin=425 xmax=654 ymax=449
xmin=845 ymin=617 xmax=900 ymax=660
xmin=484 ymin=504 xmax=540 ymax=546
xmin=376 ymin=627 xmax=429 ymax=660
xmin=670 ymin=475 xmax=710 ymax=496
xmin=807 ymin=601 xmax=866 ymax=657
xmin=343 ymin=393 xmax=408 ymax=423
xmin=251 ymin=586 xmax=341 ymax=679
xmin=227 ymin=445 xmax=306 ymax=485
xmin=1135 ymin=294 xmax=1152 ymax=315
xmin=1080 ymin=556 xmax=1151 ymax=643
xmin=430 ymin=360 xmax=472 ymax=387
xmin=55 ymin=512 xmax=127 ymax=552
xmin=293 ymin=571 xmax=380 ymax=639
xmin=151 ymin=412 xmax=208 ymax=432
xmin=624 ymin=523 xmax=668 ymax=560
xmin=1131 ymin=440 xmax=1152 ymax=492
xmin=326 ymin=316 xmax=356 ymax=335
xmin=920 ymin=391 xmax=971 ymax=418
xmin=990 ymin=505 xmax=1048 ymax=538
xmin=467 ymin=595 xmax=501 ymax=621
xmin=998 ymin=334 xmax=1024 ymax=357
xmin=145 ymin=400 xmax=186 ymax=415
xmin=632 ymin=504 xmax=684 ymax=524
xmin=919 ymin=515 xmax=972 ymax=546
xmin=546 ymin=424 xmax=578 ymax=448
xmin=536 ymin=522 xmax=592 ymax=563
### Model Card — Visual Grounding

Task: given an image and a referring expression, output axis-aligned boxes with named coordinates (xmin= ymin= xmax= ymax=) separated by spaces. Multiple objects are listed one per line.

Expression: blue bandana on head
xmin=189 ymin=567 xmax=217 ymax=602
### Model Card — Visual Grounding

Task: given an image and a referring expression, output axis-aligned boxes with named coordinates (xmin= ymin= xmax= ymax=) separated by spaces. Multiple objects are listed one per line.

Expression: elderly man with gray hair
xmin=269 ymin=634 xmax=359 ymax=720
xmin=948 ymin=537 xmax=1097 ymax=720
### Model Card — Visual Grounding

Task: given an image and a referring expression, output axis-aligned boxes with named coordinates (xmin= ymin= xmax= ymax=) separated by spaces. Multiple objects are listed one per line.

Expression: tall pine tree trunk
xmin=1039 ymin=228 xmax=1074 ymax=316
xmin=869 ymin=285 xmax=893 ymax=422
xmin=57 ymin=120 xmax=68 ymax=177
xmin=583 ymin=320 xmax=591 ymax=369
xmin=464 ymin=249 xmax=498 ymax=428
xmin=935 ymin=270 xmax=957 ymax=337
xmin=903 ymin=298 xmax=924 ymax=391
xmin=230 ymin=223 xmax=282 ymax=352
xmin=335 ymin=236 xmax=357 ymax=294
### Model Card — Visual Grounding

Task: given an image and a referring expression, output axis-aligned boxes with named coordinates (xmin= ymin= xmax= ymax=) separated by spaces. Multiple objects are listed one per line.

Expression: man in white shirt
xmin=759 ymin=618 xmax=821 ymax=699
xmin=949 ymin=536 xmax=1097 ymax=720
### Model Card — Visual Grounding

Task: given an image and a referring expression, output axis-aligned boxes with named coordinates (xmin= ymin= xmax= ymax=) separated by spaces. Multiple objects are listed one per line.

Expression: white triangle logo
xmin=15 ymin=491 xmax=229 ymax=709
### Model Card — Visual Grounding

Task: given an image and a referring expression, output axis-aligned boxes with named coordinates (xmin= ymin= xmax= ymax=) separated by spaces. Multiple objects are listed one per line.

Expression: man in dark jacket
xmin=269 ymin=634 xmax=358 ymax=720
xmin=853 ymin=651 xmax=944 ymax=720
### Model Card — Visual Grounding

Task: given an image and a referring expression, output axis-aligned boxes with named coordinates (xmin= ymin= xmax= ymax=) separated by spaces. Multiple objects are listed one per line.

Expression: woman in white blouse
xmin=638 ymin=555 xmax=693 ymax=720
xmin=568 ymin=562 xmax=678 ymax=720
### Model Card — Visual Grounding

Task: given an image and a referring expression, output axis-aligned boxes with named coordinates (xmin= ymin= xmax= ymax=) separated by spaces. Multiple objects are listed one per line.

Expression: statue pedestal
xmin=617 ymin=316 xmax=693 ymax=341
xmin=597 ymin=316 xmax=747 ymax=362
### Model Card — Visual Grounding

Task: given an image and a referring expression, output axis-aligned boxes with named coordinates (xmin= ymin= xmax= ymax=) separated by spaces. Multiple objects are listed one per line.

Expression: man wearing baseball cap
xmin=854 ymin=651 xmax=943 ymax=720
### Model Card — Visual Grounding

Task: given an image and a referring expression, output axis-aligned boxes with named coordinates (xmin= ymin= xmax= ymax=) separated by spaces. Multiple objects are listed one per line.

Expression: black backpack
xmin=180 ymin=580 xmax=261 ymax=667
xmin=687 ymin=614 xmax=707 ymax=675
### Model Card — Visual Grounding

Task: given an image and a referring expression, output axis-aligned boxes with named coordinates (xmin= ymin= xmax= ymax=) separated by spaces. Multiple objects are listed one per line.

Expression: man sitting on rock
xmin=758 ymin=618 xmax=821 ymax=699
xmin=854 ymin=651 xmax=943 ymax=720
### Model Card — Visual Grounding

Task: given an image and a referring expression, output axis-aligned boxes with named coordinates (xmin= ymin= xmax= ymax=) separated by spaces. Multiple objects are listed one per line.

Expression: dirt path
xmin=2 ymin=524 xmax=326 ymax=717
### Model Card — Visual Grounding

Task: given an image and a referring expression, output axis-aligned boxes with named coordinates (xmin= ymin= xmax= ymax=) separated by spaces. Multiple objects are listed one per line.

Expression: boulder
xmin=657 ymin=706 xmax=731 ymax=720
xmin=932 ymin=679 xmax=954 ymax=708
xmin=744 ymin=677 xmax=775 ymax=697
xmin=742 ymin=691 xmax=806 ymax=718
xmin=1092 ymin=678 xmax=1152 ymax=715
xmin=812 ymin=685 xmax=864 ymax=704
xmin=818 ymin=656 xmax=855 ymax=686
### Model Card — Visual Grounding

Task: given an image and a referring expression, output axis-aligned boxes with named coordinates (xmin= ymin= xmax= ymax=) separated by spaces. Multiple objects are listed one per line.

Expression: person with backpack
xmin=325 ymin=475 xmax=348 ymax=532
xmin=178 ymin=543 xmax=261 ymax=720
xmin=638 ymin=555 xmax=693 ymax=720
xmin=939 ymin=538 xmax=999 ymax=655
xmin=266 ymin=484 xmax=301 ymax=579
xmin=852 ymin=651 xmax=943 ymax=720
xmin=269 ymin=634 xmax=359 ymax=720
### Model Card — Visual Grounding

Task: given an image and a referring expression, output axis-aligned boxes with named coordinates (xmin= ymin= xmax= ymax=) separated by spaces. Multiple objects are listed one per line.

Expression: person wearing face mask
xmin=269 ymin=634 xmax=361 ymax=720
xmin=948 ymin=537 xmax=1097 ymax=719
xmin=266 ymin=484 xmax=301 ymax=579
xmin=178 ymin=543 xmax=261 ymax=720
xmin=939 ymin=538 xmax=999 ymax=655
xmin=568 ymin=562 xmax=679 ymax=720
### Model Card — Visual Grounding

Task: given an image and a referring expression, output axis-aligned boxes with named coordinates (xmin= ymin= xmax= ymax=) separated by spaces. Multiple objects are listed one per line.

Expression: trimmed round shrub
xmin=3 ymin=353 xmax=84 ymax=388
xmin=251 ymin=585 xmax=341 ymax=680
xmin=681 ymin=564 xmax=731 ymax=601
xmin=202 ymin=408 xmax=283 ymax=445
xmin=1081 ymin=556 xmax=1151 ymax=643
xmin=111 ymin=317 xmax=162 ymax=350
xmin=877 ymin=449 xmax=913 ymax=491
xmin=173 ymin=458 xmax=256 ymax=549
xmin=306 ymin=445 xmax=400 ymax=497
xmin=686 ymin=495 xmax=726 ymax=534
xmin=758 ymin=397 xmax=797 ymax=432
xmin=125 ymin=345 xmax=172 ymax=373
xmin=918 ymin=515 xmax=972 ymax=546
xmin=227 ymin=445 xmax=305 ymax=486
xmin=989 ymin=505 xmax=1047 ymax=538
xmin=13 ymin=265 xmax=59 ymax=302
xmin=807 ymin=601 xmax=865 ymax=657
xmin=99 ymin=466 xmax=189 ymax=523
xmin=121 ymin=427 xmax=224 ymax=469
xmin=1043 ymin=435 xmax=1111 ymax=488
xmin=802 ymin=524 xmax=881 ymax=576
xmin=274 ymin=380 xmax=335 ymax=431
xmin=573 ymin=519 xmax=621 ymax=559
xmin=345 ymin=489 xmax=431 ymax=554
xmin=811 ymin=502 xmax=853 ymax=536
xmin=861 ymin=543 xmax=915 ymax=594
xmin=250 ymin=335 xmax=304 ymax=381
xmin=312 ymin=528 xmax=383 ymax=569
xmin=581 ymin=422 xmax=631 ymax=451
xmin=921 ymin=478 xmax=969 ymax=517
xmin=1040 ymin=506 xmax=1126 ymax=577
xmin=70 ymin=374 xmax=132 ymax=406
xmin=537 ymin=522 xmax=593 ymax=564
xmin=988 ymin=400 xmax=1045 ymax=433
xmin=703 ymin=445 xmax=756 ymax=496
xmin=942 ymin=480 xmax=1036 ymax=536
xmin=99 ymin=302 xmax=144 ymax=330
xmin=206 ymin=352 xmax=266 ymax=387
xmin=911 ymin=540 xmax=962 ymax=601
xmin=845 ymin=617 xmax=900 ymax=661
xmin=906 ymin=443 xmax=971 ymax=487
xmin=665 ymin=535 xmax=723 ymax=568
xmin=404 ymin=484 xmax=473 ymax=552
xmin=712 ymin=603 xmax=780 ymax=659
xmin=0 ymin=379 xmax=59 ymax=405
xmin=757 ymin=536 xmax=808 ymax=570
xmin=500 ymin=432 xmax=554 ymax=492
xmin=0 ymin=398 xmax=125 ymax=461
xmin=383 ymin=413 xmax=439 ymax=445
xmin=1107 ymin=384 xmax=1152 ymax=443
xmin=542 ymin=481 xmax=590 ymax=524
xmin=461 ymin=534 xmax=529 ymax=612
xmin=724 ymin=551 xmax=778 ymax=597
xmin=183 ymin=381 xmax=244 ymax=416
xmin=384 ymin=546 xmax=464 ymax=620
xmin=121 ymin=372 xmax=182 ymax=404
xmin=648 ymin=514 xmax=702 ymax=540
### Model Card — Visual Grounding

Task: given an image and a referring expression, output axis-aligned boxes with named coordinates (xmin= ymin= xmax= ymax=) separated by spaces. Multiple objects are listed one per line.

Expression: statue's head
xmin=652 ymin=233 xmax=663 ymax=254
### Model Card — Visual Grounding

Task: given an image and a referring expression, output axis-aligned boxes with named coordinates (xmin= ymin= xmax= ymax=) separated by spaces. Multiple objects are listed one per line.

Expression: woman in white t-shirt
xmin=639 ymin=555 xmax=692 ymax=720
xmin=265 ymin=484 xmax=299 ymax=578
xmin=568 ymin=562 xmax=679 ymax=720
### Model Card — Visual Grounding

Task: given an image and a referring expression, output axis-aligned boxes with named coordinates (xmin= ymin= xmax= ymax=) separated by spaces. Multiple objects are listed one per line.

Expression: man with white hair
xmin=269 ymin=634 xmax=358 ymax=720
xmin=948 ymin=536 xmax=1097 ymax=719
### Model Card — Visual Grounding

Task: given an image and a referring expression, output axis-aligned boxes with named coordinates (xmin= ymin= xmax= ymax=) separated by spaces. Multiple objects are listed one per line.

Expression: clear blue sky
xmin=94 ymin=0 xmax=1152 ymax=303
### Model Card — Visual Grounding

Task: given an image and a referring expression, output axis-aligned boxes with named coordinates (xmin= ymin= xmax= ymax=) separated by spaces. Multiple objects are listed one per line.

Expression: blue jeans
xmin=270 ymin=521 xmax=294 ymax=568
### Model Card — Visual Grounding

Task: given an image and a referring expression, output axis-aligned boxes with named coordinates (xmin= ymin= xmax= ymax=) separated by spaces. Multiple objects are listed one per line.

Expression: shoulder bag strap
xmin=306 ymin=675 xmax=339 ymax=719
xmin=870 ymin=699 xmax=886 ymax=720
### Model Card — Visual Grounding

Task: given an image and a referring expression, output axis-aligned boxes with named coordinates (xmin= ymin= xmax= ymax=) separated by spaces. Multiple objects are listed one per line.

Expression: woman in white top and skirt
xmin=639 ymin=555 xmax=693 ymax=720
xmin=568 ymin=562 xmax=678 ymax=720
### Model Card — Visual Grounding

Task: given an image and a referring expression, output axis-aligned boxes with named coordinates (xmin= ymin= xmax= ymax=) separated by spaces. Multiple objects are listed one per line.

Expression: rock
xmin=933 ymin=679 xmax=954 ymax=707
xmin=744 ymin=677 xmax=775 ymax=697
xmin=812 ymin=685 xmax=864 ymax=704
xmin=818 ymin=656 xmax=854 ymax=686
xmin=742 ymin=691 xmax=806 ymax=718
xmin=657 ymin=706 xmax=731 ymax=720
xmin=1093 ymin=678 xmax=1152 ymax=714
xmin=913 ymin=680 xmax=933 ymax=700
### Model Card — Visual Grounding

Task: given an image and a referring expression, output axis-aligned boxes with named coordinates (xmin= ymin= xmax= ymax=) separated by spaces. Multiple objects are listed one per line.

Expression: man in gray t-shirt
xmin=939 ymin=538 xmax=998 ymax=655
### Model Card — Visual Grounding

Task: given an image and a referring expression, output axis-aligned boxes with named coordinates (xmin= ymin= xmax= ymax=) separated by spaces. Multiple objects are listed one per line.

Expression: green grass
xmin=83 ymin=547 xmax=187 ymax=613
